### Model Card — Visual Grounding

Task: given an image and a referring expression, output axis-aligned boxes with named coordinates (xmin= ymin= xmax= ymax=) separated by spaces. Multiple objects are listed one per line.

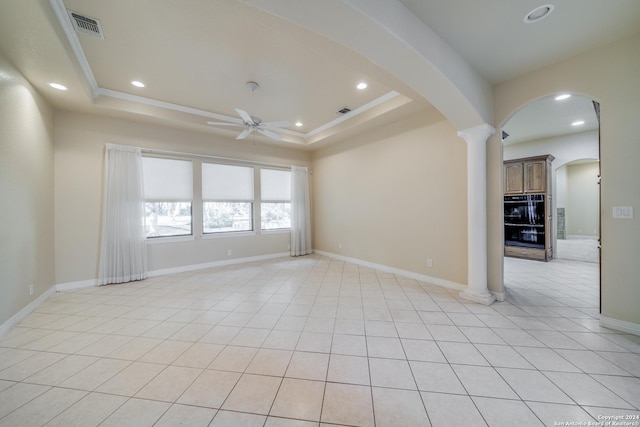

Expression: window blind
xmin=202 ymin=163 xmax=254 ymax=201
xmin=142 ymin=157 xmax=193 ymax=200
xmin=261 ymin=169 xmax=291 ymax=201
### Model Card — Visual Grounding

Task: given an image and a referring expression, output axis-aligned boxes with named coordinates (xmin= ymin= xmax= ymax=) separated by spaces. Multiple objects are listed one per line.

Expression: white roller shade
xmin=203 ymin=163 xmax=254 ymax=201
xmin=142 ymin=157 xmax=193 ymax=200
xmin=261 ymin=169 xmax=291 ymax=201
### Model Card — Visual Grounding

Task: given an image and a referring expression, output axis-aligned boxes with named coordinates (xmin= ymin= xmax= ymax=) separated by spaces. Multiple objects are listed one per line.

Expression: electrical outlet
xmin=338 ymin=242 xmax=343 ymax=249
xmin=427 ymin=259 xmax=433 ymax=267
xmin=29 ymin=284 xmax=34 ymax=296
xmin=227 ymin=249 xmax=232 ymax=256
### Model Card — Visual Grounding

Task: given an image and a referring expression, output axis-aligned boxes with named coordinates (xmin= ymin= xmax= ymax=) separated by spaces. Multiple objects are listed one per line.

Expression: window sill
xmin=146 ymin=235 xmax=195 ymax=245
xmin=202 ymin=231 xmax=257 ymax=239
xmin=260 ymin=229 xmax=291 ymax=235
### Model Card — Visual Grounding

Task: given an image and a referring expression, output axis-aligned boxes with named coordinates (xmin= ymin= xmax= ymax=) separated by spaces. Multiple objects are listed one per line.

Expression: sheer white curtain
xmin=98 ymin=144 xmax=147 ymax=284
xmin=290 ymin=166 xmax=312 ymax=256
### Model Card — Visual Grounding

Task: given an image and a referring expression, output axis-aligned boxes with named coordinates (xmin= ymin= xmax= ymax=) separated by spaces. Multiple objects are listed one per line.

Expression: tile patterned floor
xmin=1 ymin=254 xmax=639 ymax=426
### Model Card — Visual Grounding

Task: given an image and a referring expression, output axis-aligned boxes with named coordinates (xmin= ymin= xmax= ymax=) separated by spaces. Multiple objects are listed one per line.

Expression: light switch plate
xmin=612 ymin=206 xmax=634 ymax=219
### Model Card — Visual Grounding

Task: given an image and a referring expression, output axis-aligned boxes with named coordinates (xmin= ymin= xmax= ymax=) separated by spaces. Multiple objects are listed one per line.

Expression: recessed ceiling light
xmin=131 ymin=80 xmax=145 ymax=88
xmin=555 ymin=94 xmax=571 ymax=101
xmin=524 ymin=4 xmax=554 ymax=24
xmin=356 ymin=82 xmax=368 ymax=90
xmin=571 ymin=120 xmax=585 ymax=126
xmin=295 ymin=122 xmax=303 ymax=127
xmin=49 ymin=82 xmax=67 ymax=91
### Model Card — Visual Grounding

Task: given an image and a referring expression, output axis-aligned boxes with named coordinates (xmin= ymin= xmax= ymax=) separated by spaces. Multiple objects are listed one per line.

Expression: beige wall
xmin=566 ymin=162 xmax=600 ymax=238
xmin=54 ymin=111 xmax=311 ymax=285
xmin=491 ymin=33 xmax=640 ymax=326
xmin=312 ymin=108 xmax=468 ymax=285
xmin=0 ymin=53 xmax=55 ymax=325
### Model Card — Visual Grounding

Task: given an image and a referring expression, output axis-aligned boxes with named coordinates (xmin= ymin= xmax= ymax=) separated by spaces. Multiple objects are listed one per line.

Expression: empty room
xmin=1 ymin=1 xmax=639 ymax=426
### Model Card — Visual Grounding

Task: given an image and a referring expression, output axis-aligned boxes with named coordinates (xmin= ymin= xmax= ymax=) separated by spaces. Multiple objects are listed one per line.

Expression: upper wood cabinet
xmin=504 ymin=155 xmax=554 ymax=194
xmin=525 ymin=160 xmax=547 ymax=193
xmin=504 ymin=162 xmax=524 ymax=193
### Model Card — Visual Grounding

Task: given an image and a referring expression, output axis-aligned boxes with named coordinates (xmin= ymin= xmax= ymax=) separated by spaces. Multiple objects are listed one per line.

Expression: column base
xmin=459 ymin=289 xmax=496 ymax=305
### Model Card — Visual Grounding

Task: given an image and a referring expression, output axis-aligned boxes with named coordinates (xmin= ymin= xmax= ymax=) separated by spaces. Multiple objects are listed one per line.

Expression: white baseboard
xmin=147 ymin=252 xmax=291 ymax=277
xmin=600 ymin=316 xmax=640 ymax=337
xmin=2 ymin=252 xmax=293 ymax=337
xmin=54 ymin=252 xmax=293 ymax=291
xmin=56 ymin=278 xmax=99 ymax=291
xmin=314 ymin=250 xmax=466 ymax=291
xmin=0 ymin=285 xmax=57 ymax=337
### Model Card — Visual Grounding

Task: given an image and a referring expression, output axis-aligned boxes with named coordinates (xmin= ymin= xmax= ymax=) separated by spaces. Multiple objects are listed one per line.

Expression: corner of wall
xmin=0 ymin=52 xmax=56 ymax=328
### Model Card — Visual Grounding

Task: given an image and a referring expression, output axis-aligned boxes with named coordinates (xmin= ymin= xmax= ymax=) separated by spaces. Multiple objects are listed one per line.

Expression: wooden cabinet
xmin=504 ymin=162 xmax=524 ymax=193
xmin=504 ymin=245 xmax=547 ymax=261
xmin=503 ymin=155 xmax=554 ymax=261
xmin=503 ymin=156 xmax=552 ymax=194
xmin=525 ymin=160 xmax=547 ymax=193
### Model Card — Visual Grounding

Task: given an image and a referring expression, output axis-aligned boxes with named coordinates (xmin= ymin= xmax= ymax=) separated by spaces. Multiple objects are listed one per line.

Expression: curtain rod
xmin=140 ymin=147 xmax=293 ymax=170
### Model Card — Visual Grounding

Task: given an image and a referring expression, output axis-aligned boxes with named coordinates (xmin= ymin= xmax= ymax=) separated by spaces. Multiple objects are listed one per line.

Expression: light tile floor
xmin=555 ymin=238 xmax=599 ymax=264
xmin=1 ymin=255 xmax=639 ymax=426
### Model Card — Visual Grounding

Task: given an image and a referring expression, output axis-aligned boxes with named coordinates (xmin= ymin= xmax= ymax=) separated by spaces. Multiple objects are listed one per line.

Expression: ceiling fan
xmin=207 ymin=81 xmax=290 ymax=141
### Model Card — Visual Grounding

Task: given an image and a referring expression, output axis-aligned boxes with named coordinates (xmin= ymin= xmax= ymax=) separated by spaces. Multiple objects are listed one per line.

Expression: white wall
xmin=503 ymin=130 xmax=599 ymax=169
xmin=0 ymin=53 xmax=55 ymax=326
xmin=54 ymin=111 xmax=311 ymax=286
xmin=556 ymin=165 xmax=568 ymax=209
xmin=312 ymin=107 xmax=468 ymax=286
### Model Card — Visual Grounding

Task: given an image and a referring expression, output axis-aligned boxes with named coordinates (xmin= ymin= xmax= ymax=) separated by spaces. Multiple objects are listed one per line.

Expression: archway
xmin=500 ymin=93 xmax=601 ymax=312
xmin=554 ymin=158 xmax=600 ymax=263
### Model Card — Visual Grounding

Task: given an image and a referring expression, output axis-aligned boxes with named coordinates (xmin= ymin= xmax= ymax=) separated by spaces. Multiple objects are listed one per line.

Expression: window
xmin=261 ymin=168 xmax=291 ymax=230
xmin=142 ymin=157 xmax=193 ymax=237
xmin=202 ymin=163 xmax=254 ymax=233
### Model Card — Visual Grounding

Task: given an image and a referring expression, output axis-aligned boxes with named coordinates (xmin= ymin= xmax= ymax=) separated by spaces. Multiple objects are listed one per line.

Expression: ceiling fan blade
xmin=261 ymin=121 xmax=290 ymax=129
xmin=206 ymin=121 xmax=245 ymax=127
xmin=257 ymin=129 xmax=282 ymax=141
xmin=236 ymin=128 xmax=253 ymax=140
xmin=235 ymin=108 xmax=254 ymax=124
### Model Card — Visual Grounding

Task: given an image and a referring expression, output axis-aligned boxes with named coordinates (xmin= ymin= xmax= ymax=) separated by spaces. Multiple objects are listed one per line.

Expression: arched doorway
xmin=500 ymin=93 xmax=601 ymax=314
xmin=554 ymin=158 xmax=600 ymax=263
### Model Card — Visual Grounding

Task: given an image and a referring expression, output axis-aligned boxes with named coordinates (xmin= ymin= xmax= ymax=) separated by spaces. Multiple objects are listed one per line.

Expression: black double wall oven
xmin=504 ymin=194 xmax=546 ymax=249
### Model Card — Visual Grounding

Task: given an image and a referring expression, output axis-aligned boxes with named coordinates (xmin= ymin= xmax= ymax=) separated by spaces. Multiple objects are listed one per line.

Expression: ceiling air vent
xmin=337 ymin=107 xmax=351 ymax=115
xmin=67 ymin=10 xmax=104 ymax=39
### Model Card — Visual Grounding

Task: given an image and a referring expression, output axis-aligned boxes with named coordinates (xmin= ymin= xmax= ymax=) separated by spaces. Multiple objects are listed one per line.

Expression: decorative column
xmin=458 ymin=124 xmax=496 ymax=305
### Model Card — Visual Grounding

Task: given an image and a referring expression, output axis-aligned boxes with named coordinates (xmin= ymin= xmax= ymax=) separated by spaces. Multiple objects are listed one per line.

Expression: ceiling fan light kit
xmin=207 ymin=81 xmax=290 ymax=141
